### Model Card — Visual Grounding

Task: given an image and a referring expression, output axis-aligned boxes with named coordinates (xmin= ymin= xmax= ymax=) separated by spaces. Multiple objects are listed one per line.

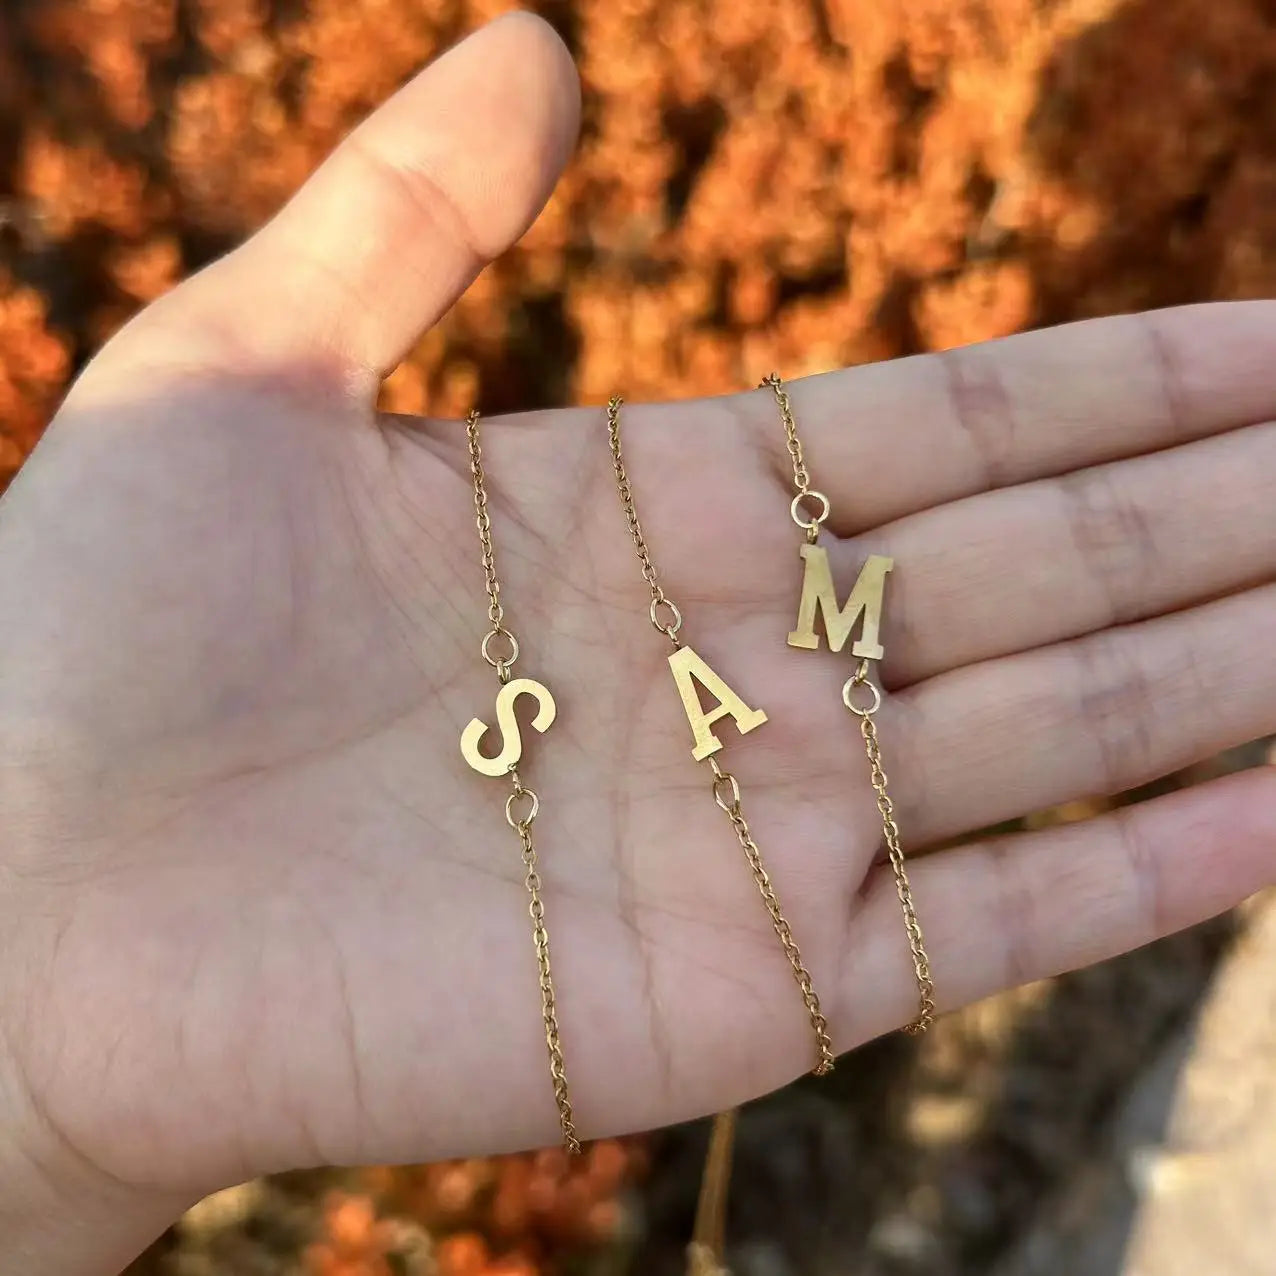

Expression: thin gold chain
xmin=467 ymin=410 xmax=514 ymax=671
xmin=761 ymin=373 xmax=828 ymax=544
xmin=708 ymin=757 xmax=834 ymax=1065
xmin=846 ymin=665 xmax=936 ymax=1033
xmin=606 ymin=400 xmax=685 ymax=643
xmin=606 ymin=395 xmax=834 ymax=1074
xmin=466 ymin=411 xmax=580 ymax=1153
xmin=763 ymin=375 xmax=935 ymax=1035
xmin=764 ymin=371 xmax=811 ymax=496
xmin=607 ymin=414 xmax=679 ymax=631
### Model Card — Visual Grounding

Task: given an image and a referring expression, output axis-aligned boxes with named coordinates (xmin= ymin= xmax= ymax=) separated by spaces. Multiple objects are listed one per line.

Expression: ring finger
xmin=888 ymin=581 xmax=1276 ymax=848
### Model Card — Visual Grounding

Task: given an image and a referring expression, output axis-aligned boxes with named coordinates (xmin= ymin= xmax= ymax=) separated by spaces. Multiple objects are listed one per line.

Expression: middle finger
xmin=821 ymin=419 xmax=1276 ymax=688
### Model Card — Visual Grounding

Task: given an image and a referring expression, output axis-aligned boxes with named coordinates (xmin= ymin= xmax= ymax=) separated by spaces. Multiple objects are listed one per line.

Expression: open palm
xmin=1 ymin=14 xmax=1274 ymax=1262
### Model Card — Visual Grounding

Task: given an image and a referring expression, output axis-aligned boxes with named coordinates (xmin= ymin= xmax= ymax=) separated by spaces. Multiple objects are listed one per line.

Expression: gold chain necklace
xmin=459 ymin=409 xmax=580 ymax=1152
xmin=763 ymin=373 xmax=935 ymax=1031
xmin=607 ymin=392 xmax=837 ymax=1276
xmin=606 ymin=394 xmax=835 ymax=1071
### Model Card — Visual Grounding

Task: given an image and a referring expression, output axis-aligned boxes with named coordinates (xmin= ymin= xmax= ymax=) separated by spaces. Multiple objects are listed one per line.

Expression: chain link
xmin=709 ymin=764 xmax=835 ymax=1071
xmin=765 ymin=375 xmax=936 ymax=1036
xmin=762 ymin=374 xmax=826 ymax=543
xmin=607 ymin=395 xmax=833 ymax=1074
xmin=510 ymin=771 xmax=580 ymax=1153
xmin=607 ymin=396 xmax=684 ymax=645
xmin=849 ymin=675 xmax=936 ymax=1033
xmin=760 ymin=373 xmax=809 ymax=494
xmin=467 ymin=410 xmax=518 ymax=679
xmin=466 ymin=414 xmax=579 ymax=1152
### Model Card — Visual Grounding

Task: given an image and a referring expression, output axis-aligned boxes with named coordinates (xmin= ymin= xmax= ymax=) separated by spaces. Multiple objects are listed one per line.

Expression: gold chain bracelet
xmin=763 ymin=374 xmax=935 ymax=1033
xmin=606 ymin=396 xmax=835 ymax=1073
xmin=458 ymin=409 xmax=580 ymax=1153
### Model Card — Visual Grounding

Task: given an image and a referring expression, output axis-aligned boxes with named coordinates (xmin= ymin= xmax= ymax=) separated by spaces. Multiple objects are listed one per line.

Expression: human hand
xmin=1 ymin=12 xmax=1273 ymax=1272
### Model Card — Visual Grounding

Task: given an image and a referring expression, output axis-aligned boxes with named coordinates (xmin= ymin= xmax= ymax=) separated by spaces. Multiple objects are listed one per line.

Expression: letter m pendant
xmin=787 ymin=545 xmax=894 ymax=660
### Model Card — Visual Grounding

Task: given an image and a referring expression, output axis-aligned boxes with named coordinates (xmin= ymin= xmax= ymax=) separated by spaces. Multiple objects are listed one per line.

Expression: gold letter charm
xmin=461 ymin=677 xmax=557 ymax=777
xmin=668 ymin=646 xmax=767 ymax=762
xmin=787 ymin=545 xmax=894 ymax=660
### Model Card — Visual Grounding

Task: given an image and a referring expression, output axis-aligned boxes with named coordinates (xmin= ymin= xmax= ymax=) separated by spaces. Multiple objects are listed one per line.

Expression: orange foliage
xmin=302 ymin=1139 xmax=644 ymax=1276
xmin=0 ymin=270 xmax=71 ymax=475
xmin=378 ymin=1138 xmax=643 ymax=1246
xmin=3 ymin=0 xmax=1276 ymax=491
xmin=304 ymin=1193 xmax=405 ymax=1276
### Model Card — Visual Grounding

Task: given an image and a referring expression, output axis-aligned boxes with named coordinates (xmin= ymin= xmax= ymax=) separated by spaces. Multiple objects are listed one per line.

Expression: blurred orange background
xmin=5 ymin=0 xmax=1276 ymax=494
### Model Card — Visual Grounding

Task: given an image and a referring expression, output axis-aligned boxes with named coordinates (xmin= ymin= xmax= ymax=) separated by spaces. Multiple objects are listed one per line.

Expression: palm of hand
xmin=6 ymin=347 xmax=901 ymax=1188
xmin=1 ymin=14 xmax=1273 ymax=1211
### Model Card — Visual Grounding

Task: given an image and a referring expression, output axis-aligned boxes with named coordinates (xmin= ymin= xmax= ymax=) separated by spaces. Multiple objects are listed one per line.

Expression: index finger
xmin=736 ymin=301 xmax=1276 ymax=533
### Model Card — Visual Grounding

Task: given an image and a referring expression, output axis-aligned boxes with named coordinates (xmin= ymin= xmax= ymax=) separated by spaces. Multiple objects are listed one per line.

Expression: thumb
xmin=182 ymin=12 xmax=580 ymax=382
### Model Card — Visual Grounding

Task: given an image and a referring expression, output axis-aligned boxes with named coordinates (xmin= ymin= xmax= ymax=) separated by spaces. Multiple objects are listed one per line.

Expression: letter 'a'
xmin=667 ymin=646 xmax=767 ymax=761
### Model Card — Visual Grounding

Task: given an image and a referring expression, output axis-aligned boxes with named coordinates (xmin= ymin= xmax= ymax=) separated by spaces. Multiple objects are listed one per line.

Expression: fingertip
xmin=485 ymin=10 xmax=583 ymax=140
xmin=478 ymin=11 xmax=583 ymax=249
xmin=373 ymin=8 xmax=582 ymax=257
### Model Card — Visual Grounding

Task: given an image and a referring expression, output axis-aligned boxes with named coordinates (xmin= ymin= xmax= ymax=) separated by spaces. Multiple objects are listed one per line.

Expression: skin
xmin=0 ymin=12 xmax=1273 ymax=1273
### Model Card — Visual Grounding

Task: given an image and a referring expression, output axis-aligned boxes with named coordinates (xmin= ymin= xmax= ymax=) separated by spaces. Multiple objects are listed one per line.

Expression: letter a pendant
xmin=668 ymin=646 xmax=767 ymax=761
